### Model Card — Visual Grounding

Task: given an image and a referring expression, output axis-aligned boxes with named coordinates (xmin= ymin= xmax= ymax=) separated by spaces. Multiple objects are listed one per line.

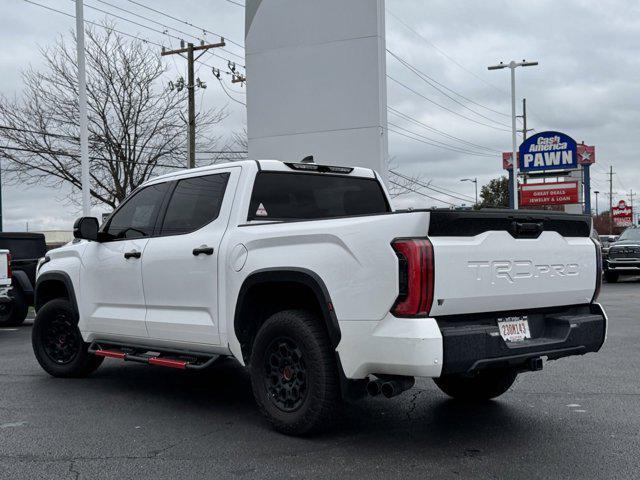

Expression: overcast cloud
xmin=1 ymin=0 xmax=638 ymax=230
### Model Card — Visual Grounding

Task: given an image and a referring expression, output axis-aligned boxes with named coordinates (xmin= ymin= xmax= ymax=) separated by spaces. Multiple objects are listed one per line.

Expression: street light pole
xmin=594 ymin=190 xmax=600 ymax=216
xmin=488 ymin=60 xmax=539 ymax=210
xmin=461 ymin=178 xmax=478 ymax=205
xmin=75 ymin=0 xmax=91 ymax=216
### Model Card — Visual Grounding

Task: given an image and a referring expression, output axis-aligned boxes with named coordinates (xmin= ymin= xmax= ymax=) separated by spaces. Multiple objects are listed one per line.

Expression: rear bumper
xmin=336 ymin=304 xmax=606 ymax=380
xmin=437 ymin=303 xmax=607 ymax=376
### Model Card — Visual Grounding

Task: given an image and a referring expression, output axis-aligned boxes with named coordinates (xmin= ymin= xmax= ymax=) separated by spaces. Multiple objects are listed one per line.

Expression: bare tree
xmin=0 ymin=25 xmax=227 ymax=208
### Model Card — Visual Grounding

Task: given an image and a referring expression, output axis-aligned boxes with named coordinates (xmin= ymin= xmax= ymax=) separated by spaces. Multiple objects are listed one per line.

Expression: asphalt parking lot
xmin=1 ymin=282 xmax=639 ymax=480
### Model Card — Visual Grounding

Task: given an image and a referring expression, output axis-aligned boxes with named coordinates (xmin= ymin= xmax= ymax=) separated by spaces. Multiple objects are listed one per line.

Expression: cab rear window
xmin=248 ymin=172 xmax=389 ymax=221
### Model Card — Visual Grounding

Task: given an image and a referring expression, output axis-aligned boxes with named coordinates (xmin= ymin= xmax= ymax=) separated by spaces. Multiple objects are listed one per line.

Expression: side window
xmin=160 ymin=173 xmax=230 ymax=236
xmin=104 ymin=183 xmax=170 ymax=240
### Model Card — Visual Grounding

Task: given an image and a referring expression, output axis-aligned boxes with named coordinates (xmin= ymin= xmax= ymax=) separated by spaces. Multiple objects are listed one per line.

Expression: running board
xmin=88 ymin=342 xmax=221 ymax=370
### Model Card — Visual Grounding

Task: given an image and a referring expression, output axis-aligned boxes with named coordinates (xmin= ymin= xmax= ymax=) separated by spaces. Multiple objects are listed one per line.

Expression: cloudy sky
xmin=0 ymin=0 xmax=638 ymax=230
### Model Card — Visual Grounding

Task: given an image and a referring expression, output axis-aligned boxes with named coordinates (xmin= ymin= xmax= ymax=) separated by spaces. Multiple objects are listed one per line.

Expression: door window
xmin=160 ymin=173 xmax=230 ymax=236
xmin=104 ymin=182 xmax=170 ymax=240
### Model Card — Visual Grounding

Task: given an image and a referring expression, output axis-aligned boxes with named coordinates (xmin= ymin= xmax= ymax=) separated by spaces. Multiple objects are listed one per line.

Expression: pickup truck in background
xmin=604 ymin=226 xmax=640 ymax=282
xmin=32 ymin=160 xmax=607 ymax=435
xmin=0 ymin=233 xmax=47 ymax=327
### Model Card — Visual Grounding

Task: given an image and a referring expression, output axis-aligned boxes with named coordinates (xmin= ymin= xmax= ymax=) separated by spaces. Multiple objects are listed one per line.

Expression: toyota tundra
xmin=32 ymin=160 xmax=607 ymax=435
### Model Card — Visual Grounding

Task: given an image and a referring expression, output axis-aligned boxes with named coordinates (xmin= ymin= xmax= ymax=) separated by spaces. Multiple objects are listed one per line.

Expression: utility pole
xmin=517 ymin=98 xmax=535 ymax=139
xmin=629 ymin=190 xmax=635 ymax=225
xmin=488 ymin=60 xmax=539 ymax=210
xmin=162 ymin=39 xmax=226 ymax=168
xmin=608 ymin=166 xmax=614 ymax=234
xmin=594 ymin=190 xmax=599 ymax=216
xmin=517 ymin=98 xmax=534 ymax=185
xmin=75 ymin=0 xmax=91 ymax=216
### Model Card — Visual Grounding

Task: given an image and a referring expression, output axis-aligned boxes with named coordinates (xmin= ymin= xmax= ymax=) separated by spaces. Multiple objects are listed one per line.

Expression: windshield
xmin=617 ymin=228 xmax=640 ymax=242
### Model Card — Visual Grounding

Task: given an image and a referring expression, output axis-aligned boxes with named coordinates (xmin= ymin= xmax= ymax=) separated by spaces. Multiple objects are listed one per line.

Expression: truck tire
xmin=32 ymin=299 xmax=103 ymax=378
xmin=249 ymin=310 xmax=339 ymax=436
xmin=604 ymin=271 xmax=619 ymax=283
xmin=434 ymin=368 xmax=518 ymax=401
xmin=0 ymin=286 xmax=29 ymax=327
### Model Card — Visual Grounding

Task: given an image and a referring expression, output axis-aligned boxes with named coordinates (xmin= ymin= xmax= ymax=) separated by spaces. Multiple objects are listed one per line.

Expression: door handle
xmin=124 ymin=250 xmax=141 ymax=259
xmin=193 ymin=245 xmax=214 ymax=256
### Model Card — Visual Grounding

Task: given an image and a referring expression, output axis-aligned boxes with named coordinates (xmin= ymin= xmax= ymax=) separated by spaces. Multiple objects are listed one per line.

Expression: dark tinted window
xmin=105 ymin=183 xmax=170 ymax=239
xmin=248 ymin=172 xmax=389 ymax=220
xmin=0 ymin=235 xmax=46 ymax=259
xmin=161 ymin=173 xmax=230 ymax=235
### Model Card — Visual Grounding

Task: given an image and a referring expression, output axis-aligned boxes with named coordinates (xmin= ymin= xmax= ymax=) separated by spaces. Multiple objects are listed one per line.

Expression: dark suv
xmin=0 ymin=233 xmax=47 ymax=326
xmin=605 ymin=226 xmax=640 ymax=283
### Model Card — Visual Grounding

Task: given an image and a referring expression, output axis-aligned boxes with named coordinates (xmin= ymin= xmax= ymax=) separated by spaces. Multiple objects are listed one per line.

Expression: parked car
xmin=604 ymin=226 xmax=640 ymax=282
xmin=0 ymin=233 xmax=47 ymax=326
xmin=33 ymin=160 xmax=607 ymax=435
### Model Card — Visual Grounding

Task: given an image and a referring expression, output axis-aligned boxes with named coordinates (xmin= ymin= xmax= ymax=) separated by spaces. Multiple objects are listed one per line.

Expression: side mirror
xmin=73 ymin=217 xmax=100 ymax=241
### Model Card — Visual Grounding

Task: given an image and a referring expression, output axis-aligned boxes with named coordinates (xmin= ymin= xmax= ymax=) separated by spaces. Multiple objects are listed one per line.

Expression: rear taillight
xmin=592 ymin=238 xmax=602 ymax=302
xmin=391 ymin=239 xmax=434 ymax=317
xmin=6 ymin=253 xmax=12 ymax=279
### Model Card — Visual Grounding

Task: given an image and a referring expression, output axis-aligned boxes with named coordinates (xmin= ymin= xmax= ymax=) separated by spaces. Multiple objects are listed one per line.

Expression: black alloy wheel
xmin=42 ymin=312 xmax=81 ymax=365
xmin=32 ymin=298 xmax=103 ymax=378
xmin=264 ymin=336 xmax=308 ymax=412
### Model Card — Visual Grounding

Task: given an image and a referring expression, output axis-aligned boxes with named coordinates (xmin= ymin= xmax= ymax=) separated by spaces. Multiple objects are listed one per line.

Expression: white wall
xmin=245 ymin=0 xmax=388 ymax=180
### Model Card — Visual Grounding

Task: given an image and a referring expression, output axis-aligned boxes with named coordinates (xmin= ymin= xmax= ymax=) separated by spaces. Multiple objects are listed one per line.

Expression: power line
xmin=76 ymin=0 xmax=244 ymax=67
xmin=23 ymin=0 xmax=162 ymax=48
xmin=387 ymin=49 xmax=510 ymax=120
xmin=126 ymin=0 xmax=245 ymax=51
xmin=387 ymin=107 xmax=501 ymax=153
xmin=387 ymin=75 xmax=511 ymax=132
xmin=215 ymin=75 xmax=247 ymax=106
xmin=0 ymin=144 xmax=244 ymax=169
xmin=386 ymin=8 xmax=507 ymax=96
xmin=22 ymin=0 xmax=240 ymax=99
xmin=0 ymin=125 xmax=248 ymax=157
xmin=389 ymin=179 xmax=457 ymax=207
xmin=388 ymin=122 xmax=494 ymax=157
xmin=387 ymin=124 xmax=494 ymax=158
xmin=390 ymin=169 xmax=474 ymax=203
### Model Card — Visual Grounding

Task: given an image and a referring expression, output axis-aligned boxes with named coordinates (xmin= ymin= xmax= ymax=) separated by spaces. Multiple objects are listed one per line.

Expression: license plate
xmin=497 ymin=316 xmax=531 ymax=342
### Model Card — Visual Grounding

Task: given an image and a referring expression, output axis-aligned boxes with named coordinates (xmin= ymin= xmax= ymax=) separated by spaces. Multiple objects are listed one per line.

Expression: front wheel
xmin=249 ymin=310 xmax=339 ymax=436
xmin=32 ymin=298 xmax=103 ymax=378
xmin=434 ymin=368 xmax=518 ymax=401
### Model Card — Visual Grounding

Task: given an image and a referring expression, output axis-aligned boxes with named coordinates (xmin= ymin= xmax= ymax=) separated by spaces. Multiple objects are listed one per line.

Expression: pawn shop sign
xmin=519 ymin=131 xmax=578 ymax=172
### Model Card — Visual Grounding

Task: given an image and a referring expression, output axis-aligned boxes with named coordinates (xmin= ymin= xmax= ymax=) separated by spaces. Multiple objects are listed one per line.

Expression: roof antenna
xmin=300 ymin=155 xmax=315 ymax=164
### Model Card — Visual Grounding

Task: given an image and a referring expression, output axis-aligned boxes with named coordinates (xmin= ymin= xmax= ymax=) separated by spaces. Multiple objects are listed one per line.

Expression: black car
xmin=605 ymin=227 xmax=640 ymax=283
xmin=0 ymin=233 xmax=47 ymax=326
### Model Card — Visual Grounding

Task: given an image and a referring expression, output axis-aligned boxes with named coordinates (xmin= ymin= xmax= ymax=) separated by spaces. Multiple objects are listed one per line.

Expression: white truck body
xmin=34 ymin=160 xmax=606 ymax=432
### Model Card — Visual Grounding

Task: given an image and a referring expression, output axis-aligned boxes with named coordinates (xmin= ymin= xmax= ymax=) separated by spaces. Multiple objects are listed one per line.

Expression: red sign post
xmin=519 ymin=181 xmax=579 ymax=207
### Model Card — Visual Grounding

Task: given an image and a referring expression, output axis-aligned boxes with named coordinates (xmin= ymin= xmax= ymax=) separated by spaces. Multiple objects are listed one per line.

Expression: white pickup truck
xmin=33 ymin=160 xmax=606 ymax=435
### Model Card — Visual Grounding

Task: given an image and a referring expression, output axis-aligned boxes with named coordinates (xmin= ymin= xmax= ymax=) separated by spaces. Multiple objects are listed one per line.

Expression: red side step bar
xmin=88 ymin=343 xmax=218 ymax=370
xmin=148 ymin=357 xmax=187 ymax=369
xmin=94 ymin=349 xmax=126 ymax=360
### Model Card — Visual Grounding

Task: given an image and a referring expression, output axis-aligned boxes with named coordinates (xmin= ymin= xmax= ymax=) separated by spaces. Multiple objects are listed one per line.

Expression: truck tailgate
xmin=427 ymin=211 xmax=597 ymax=316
